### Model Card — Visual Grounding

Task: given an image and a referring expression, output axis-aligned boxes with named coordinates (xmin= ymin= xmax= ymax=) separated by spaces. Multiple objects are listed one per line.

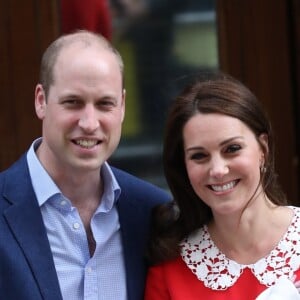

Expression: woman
xmin=145 ymin=72 xmax=300 ymax=299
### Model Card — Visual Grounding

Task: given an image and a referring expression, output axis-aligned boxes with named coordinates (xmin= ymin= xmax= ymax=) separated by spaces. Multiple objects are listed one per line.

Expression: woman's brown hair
xmin=147 ymin=72 xmax=287 ymax=264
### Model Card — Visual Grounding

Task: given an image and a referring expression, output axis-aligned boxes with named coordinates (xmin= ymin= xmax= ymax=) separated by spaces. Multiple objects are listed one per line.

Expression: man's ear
xmin=35 ymin=84 xmax=47 ymax=120
xmin=121 ymin=88 xmax=126 ymax=123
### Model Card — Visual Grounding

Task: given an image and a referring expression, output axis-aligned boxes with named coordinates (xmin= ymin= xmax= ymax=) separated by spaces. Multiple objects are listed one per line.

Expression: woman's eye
xmin=190 ymin=152 xmax=207 ymax=160
xmin=226 ymin=144 xmax=242 ymax=153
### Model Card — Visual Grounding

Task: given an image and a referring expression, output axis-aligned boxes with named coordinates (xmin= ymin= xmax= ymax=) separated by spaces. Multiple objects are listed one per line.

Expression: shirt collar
xmin=100 ymin=161 xmax=121 ymax=212
xmin=27 ymin=138 xmax=61 ymax=207
xmin=27 ymin=137 xmax=121 ymax=210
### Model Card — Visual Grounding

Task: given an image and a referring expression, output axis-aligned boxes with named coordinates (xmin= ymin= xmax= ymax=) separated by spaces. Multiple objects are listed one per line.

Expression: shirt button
xmin=86 ymin=267 xmax=93 ymax=273
xmin=73 ymin=222 xmax=80 ymax=230
xmin=60 ymin=200 xmax=67 ymax=206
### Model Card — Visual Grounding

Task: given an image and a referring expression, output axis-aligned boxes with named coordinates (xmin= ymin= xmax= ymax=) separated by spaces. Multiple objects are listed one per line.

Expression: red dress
xmin=145 ymin=206 xmax=300 ymax=300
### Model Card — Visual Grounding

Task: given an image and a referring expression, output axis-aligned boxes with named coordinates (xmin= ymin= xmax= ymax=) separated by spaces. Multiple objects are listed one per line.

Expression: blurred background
xmin=0 ymin=0 xmax=299 ymax=204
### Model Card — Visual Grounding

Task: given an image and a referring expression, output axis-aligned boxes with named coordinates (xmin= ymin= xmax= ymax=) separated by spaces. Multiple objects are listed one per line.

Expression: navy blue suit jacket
xmin=0 ymin=154 xmax=170 ymax=300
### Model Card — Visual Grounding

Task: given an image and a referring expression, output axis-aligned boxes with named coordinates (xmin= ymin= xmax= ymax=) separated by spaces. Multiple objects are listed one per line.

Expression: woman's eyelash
xmin=188 ymin=144 xmax=242 ymax=160
xmin=226 ymin=144 xmax=242 ymax=153
xmin=190 ymin=153 xmax=207 ymax=160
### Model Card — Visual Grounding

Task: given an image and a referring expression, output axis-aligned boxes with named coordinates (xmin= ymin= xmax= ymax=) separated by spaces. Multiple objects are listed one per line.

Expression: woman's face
xmin=183 ymin=112 xmax=267 ymax=216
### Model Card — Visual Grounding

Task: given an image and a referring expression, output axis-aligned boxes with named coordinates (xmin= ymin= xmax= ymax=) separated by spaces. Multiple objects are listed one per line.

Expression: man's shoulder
xmin=111 ymin=166 xmax=166 ymax=191
xmin=0 ymin=154 xmax=28 ymax=176
xmin=111 ymin=166 xmax=171 ymax=204
xmin=0 ymin=154 xmax=29 ymax=190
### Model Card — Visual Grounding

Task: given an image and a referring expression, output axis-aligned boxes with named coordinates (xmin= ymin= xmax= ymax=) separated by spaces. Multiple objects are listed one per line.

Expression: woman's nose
xmin=209 ymin=157 xmax=229 ymax=179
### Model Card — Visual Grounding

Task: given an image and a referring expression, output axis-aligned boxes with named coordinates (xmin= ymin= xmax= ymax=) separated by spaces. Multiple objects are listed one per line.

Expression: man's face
xmin=35 ymin=43 xmax=125 ymax=176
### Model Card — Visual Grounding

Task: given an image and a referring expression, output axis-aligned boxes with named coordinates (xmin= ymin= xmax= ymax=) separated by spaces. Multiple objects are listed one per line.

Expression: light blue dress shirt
xmin=27 ymin=138 xmax=127 ymax=300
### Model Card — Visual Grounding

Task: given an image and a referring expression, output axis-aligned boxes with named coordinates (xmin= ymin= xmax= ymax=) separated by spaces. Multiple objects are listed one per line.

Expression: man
xmin=0 ymin=30 xmax=170 ymax=300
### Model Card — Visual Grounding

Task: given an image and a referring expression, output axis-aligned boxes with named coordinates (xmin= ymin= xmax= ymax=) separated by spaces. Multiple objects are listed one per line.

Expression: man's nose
xmin=78 ymin=105 xmax=100 ymax=132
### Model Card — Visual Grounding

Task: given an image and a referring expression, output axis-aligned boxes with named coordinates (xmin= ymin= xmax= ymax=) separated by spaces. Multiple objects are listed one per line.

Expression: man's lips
xmin=72 ymin=138 xmax=101 ymax=149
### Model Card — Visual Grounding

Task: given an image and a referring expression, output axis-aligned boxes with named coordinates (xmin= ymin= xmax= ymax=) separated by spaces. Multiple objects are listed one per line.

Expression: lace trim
xmin=180 ymin=206 xmax=300 ymax=290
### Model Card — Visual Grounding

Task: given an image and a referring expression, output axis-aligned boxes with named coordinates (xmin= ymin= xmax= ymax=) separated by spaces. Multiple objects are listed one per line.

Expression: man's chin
xmin=70 ymin=158 xmax=104 ymax=172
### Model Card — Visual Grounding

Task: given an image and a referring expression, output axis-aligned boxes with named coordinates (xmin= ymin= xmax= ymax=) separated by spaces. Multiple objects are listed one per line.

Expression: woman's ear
xmin=258 ymin=133 xmax=269 ymax=160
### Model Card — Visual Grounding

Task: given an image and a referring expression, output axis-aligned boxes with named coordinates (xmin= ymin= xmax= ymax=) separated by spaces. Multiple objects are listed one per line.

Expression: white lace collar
xmin=180 ymin=206 xmax=300 ymax=290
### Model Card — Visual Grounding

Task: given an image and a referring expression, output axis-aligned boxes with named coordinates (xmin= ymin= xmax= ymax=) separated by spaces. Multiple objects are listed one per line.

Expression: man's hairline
xmin=45 ymin=41 xmax=124 ymax=98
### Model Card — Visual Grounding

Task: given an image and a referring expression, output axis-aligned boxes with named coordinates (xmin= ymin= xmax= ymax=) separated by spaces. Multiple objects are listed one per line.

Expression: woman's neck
xmin=207 ymin=204 xmax=293 ymax=264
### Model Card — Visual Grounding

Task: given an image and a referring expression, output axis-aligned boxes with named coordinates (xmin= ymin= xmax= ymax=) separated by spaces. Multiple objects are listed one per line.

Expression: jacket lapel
xmin=114 ymin=169 xmax=151 ymax=300
xmin=117 ymin=196 xmax=148 ymax=300
xmin=3 ymin=156 xmax=63 ymax=300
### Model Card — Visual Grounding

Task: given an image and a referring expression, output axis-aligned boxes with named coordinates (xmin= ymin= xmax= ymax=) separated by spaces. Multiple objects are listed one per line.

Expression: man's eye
xmin=96 ymin=100 xmax=116 ymax=110
xmin=226 ymin=144 xmax=242 ymax=153
xmin=99 ymin=101 xmax=113 ymax=106
xmin=63 ymin=99 xmax=80 ymax=105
